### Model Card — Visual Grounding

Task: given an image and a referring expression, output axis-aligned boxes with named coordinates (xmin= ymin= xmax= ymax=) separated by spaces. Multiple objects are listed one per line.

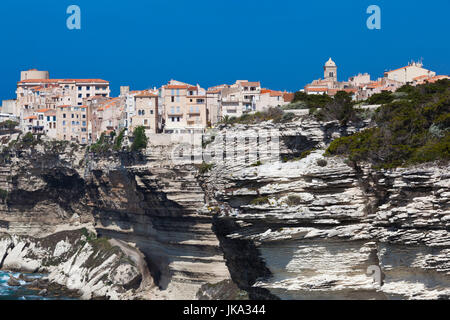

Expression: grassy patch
xmin=198 ymin=162 xmax=214 ymax=174
xmin=250 ymin=196 xmax=270 ymax=205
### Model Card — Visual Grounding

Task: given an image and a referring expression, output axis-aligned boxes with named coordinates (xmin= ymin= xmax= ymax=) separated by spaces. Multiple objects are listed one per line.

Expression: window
xmin=63 ymin=121 xmax=66 ymax=125
xmin=71 ymin=114 xmax=74 ymax=118
xmin=63 ymin=114 xmax=66 ymax=118
xmin=86 ymin=86 xmax=90 ymax=90
xmin=150 ymin=110 xmax=154 ymax=115
xmin=53 ymin=116 xmax=56 ymax=121
xmin=170 ymin=107 xmax=174 ymax=114
xmin=176 ymin=106 xmax=180 ymax=113
xmin=82 ymin=115 xmax=86 ymax=119
xmin=78 ymin=94 xmax=82 ymax=98
xmin=171 ymin=96 xmax=175 ymax=102
xmin=144 ymin=120 xmax=148 ymax=125
xmin=47 ymin=116 xmax=50 ymax=121
xmin=176 ymin=96 xmax=180 ymax=102
xmin=177 ymin=117 xmax=180 ymax=122
xmin=78 ymin=86 xmax=82 ymax=90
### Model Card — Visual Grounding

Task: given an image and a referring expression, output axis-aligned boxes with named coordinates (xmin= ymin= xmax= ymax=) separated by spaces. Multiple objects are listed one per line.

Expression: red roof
xmin=240 ymin=81 xmax=260 ymax=87
xmin=18 ymin=79 xmax=109 ymax=84
xmin=165 ymin=85 xmax=189 ymax=89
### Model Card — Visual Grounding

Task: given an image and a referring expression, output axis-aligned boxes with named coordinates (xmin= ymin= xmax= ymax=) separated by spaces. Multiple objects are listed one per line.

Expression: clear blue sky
xmin=0 ymin=0 xmax=449 ymax=100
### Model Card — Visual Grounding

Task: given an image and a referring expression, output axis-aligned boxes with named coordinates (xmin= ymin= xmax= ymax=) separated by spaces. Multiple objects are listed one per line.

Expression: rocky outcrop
xmin=0 ymin=229 xmax=145 ymax=299
xmin=200 ymin=119 xmax=450 ymax=300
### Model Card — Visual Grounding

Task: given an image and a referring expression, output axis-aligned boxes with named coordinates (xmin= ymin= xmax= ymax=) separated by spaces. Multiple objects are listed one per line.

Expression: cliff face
xmin=0 ymin=118 xmax=448 ymax=300
xmin=0 ymin=140 xmax=231 ymax=299
xmin=201 ymin=119 xmax=450 ymax=300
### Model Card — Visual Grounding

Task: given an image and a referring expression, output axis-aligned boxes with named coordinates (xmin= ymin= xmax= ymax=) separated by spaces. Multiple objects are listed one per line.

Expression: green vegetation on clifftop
xmin=325 ymin=80 xmax=450 ymax=169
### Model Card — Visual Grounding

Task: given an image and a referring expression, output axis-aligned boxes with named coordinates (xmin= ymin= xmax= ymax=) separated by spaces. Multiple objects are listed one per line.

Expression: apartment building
xmin=219 ymin=80 xmax=262 ymax=117
xmin=17 ymin=79 xmax=110 ymax=106
xmin=257 ymin=89 xmax=289 ymax=110
xmin=90 ymin=98 xmax=121 ymax=142
xmin=206 ymin=84 xmax=229 ymax=125
xmin=384 ymin=61 xmax=436 ymax=84
xmin=161 ymin=80 xmax=207 ymax=134
xmin=131 ymin=91 xmax=159 ymax=134
xmin=21 ymin=108 xmax=57 ymax=138
xmin=56 ymin=105 xmax=88 ymax=144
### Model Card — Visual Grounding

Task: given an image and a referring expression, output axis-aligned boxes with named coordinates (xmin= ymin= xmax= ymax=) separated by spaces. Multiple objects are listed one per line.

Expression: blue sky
xmin=0 ymin=0 xmax=449 ymax=99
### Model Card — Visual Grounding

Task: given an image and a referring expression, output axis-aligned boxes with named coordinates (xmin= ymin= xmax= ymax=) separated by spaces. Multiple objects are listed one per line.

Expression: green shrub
xmin=90 ymin=133 xmax=111 ymax=154
xmin=130 ymin=126 xmax=148 ymax=151
xmin=0 ymin=189 xmax=8 ymax=201
xmin=251 ymin=161 xmax=262 ymax=167
xmin=113 ymin=129 xmax=126 ymax=151
xmin=250 ymin=196 xmax=270 ymax=205
xmin=366 ymin=91 xmax=394 ymax=105
xmin=292 ymin=91 xmax=333 ymax=108
xmin=325 ymin=80 xmax=450 ymax=168
xmin=198 ymin=162 xmax=214 ymax=174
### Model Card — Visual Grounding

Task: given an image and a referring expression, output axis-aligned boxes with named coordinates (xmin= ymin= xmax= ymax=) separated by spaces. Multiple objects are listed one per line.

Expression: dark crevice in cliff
xmin=212 ymin=215 xmax=280 ymax=300
xmin=7 ymin=168 xmax=86 ymax=213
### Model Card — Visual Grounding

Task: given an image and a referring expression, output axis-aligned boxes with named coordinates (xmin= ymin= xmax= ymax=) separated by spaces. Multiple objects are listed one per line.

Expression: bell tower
xmin=324 ymin=58 xmax=337 ymax=82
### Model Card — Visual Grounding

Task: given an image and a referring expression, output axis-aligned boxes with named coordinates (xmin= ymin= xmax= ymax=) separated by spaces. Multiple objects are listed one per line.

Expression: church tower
xmin=324 ymin=58 xmax=337 ymax=82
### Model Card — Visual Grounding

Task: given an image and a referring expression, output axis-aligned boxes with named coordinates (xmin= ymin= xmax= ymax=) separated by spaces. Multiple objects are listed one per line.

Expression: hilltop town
xmin=0 ymin=59 xmax=448 ymax=145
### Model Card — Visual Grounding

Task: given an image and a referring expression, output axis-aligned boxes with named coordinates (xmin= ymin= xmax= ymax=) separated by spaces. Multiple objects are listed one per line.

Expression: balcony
xmin=221 ymin=97 xmax=239 ymax=103
xmin=168 ymin=112 xmax=183 ymax=116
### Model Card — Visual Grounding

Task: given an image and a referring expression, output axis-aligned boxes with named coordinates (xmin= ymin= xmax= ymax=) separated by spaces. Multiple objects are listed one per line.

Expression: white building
xmin=384 ymin=61 xmax=436 ymax=84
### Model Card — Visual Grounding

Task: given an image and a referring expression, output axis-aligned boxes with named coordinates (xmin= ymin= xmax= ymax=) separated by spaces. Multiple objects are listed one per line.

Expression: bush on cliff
xmin=90 ymin=133 xmax=111 ymax=154
xmin=113 ymin=129 xmax=126 ymax=151
xmin=325 ymin=79 xmax=450 ymax=169
xmin=292 ymin=91 xmax=333 ymax=108
xmin=365 ymin=91 xmax=394 ymax=105
xmin=130 ymin=126 xmax=148 ymax=152
xmin=312 ymin=91 xmax=361 ymax=126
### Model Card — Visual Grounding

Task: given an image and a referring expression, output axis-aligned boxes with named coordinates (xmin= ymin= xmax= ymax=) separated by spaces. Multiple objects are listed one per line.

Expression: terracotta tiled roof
xmin=18 ymin=79 xmax=109 ymax=84
xmin=305 ymin=87 xmax=328 ymax=92
xmin=135 ymin=92 xmax=158 ymax=98
xmin=240 ymin=81 xmax=260 ymax=87
xmin=165 ymin=85 xmax=189 ymax=89
xmin=283 ymin=93 xmax=294 ymax=102
xmin=36 ymin=108 xmax=51 ymax=113
xmin=24 ymin=115 xmax=37 ymax=120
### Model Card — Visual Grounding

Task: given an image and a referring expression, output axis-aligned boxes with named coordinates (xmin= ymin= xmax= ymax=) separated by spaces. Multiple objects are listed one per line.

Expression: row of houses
xmin=1 ymin=70 xmax=294 ymax=144
xmin=304 ymin=59 xmax=449 ymax=100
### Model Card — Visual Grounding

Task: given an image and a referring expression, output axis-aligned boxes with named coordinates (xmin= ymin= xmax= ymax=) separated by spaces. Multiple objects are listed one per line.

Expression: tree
xmin=131 ymin=126 xmax=148 ymax=151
